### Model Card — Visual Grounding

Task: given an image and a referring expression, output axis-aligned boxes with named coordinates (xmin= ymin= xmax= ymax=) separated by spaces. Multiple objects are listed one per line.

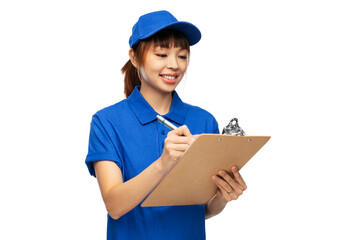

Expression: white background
xmin=1 ymin=0 xmax=359 ymax=239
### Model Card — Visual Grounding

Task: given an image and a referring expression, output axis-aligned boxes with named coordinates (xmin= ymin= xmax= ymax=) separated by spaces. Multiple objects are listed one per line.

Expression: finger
xmin=218 ymin=170 xmax=237 ymax=189
xmin=165 ymin=135 xmax=193 ymax=145
xmin=217 ymin=170 xmax=244 ymax=198
xmin=213 ymin=176 xmax=232 ymax=202
xmin=212 ymin=174 xmax=233 ymax=194
xmin=219 ymin=186 xmax=234 ymax=201
xmin=218 ymin=170 xmax=243 ymax=197
xmin=216 ymin=182 xmax=240 ymax=200
xmin=215 ymin=177 xmax=238 ymax=201
xmin=229 ymin=190 xmax=239 ymax=200
xmin=167 ymin=143 xmax=192 ymax=152
xmin=231 ymin=166 xmax=247 ymax=191
xmin=171 ymin=125 xmax=192 ymax=138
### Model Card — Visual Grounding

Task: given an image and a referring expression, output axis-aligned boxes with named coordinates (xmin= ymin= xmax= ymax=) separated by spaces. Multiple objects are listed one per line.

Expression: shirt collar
xmin=128 ymin=86 xmax=187 ymax=126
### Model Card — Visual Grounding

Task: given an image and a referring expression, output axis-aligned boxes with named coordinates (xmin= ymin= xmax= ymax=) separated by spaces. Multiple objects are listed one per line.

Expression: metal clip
xmin=222 ymin=118 xmax=245 ymax=136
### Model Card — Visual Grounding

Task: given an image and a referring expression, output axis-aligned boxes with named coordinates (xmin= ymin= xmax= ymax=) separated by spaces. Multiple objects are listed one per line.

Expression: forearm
xmin=104 ymin=159 xmax=168 ymax=220
xmin=205 ymin=194 xmax=228 ymax=219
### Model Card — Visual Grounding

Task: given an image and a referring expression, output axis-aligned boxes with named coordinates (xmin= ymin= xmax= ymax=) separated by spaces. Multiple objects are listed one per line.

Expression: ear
xmin=129 ymin=49 xmax=140 ymax=68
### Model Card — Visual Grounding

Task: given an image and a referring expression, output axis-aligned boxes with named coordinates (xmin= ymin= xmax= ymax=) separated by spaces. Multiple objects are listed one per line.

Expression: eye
xmin=156 ymin=54 xmax=167 ymax=58
xmin=179 ymin=55 xmax=188 ymax=60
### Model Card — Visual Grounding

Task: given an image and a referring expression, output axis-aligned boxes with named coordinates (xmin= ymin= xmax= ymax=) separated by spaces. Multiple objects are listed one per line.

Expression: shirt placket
xmin=156 ymin=120 xmax=170 ymax=156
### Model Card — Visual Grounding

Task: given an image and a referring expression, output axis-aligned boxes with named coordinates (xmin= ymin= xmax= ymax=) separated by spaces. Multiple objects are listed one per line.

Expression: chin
xmin=158 ymin=86 xmax=176 ymax=94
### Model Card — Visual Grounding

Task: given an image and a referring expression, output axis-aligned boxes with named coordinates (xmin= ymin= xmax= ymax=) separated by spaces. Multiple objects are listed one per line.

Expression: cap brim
xmin=138 ymin=21 xmax=201 ymax=46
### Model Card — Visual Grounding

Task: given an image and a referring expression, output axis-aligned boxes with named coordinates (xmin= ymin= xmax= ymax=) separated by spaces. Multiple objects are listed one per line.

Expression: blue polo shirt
xmin=85 ymin=86 xmax=219 ymax=240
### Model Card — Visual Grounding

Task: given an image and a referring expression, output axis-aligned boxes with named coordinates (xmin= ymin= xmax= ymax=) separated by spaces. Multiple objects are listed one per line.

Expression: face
xmin=139 ymin=43 xmax=189 ymax=95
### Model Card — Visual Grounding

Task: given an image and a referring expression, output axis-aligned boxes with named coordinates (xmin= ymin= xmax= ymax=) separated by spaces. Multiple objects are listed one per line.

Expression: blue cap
xmin=129 ymin=10 xmax=201 ymax=48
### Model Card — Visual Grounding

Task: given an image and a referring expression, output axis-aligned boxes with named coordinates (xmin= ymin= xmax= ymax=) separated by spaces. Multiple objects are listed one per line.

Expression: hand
xmin=159 ymin=125 xmax=195 ymax=170
xmin=212 ymin=165 xmax=247 ymax=202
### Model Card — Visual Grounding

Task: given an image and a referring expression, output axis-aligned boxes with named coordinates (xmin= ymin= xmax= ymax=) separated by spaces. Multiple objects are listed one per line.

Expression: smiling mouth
xmin=160 ymin=74 xmax=179 ymax=80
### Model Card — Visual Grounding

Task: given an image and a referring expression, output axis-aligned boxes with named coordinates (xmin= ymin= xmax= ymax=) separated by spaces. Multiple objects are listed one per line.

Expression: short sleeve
xmin=85 ymin=114 xmax=123 ymax=177
xmin=211 ymin=116 xmax=220 ymax=134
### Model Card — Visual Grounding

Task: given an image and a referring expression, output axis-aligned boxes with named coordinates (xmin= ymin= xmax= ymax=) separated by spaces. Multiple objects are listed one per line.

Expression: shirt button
xmin=161 ymin=130 xmax=166 ymax=135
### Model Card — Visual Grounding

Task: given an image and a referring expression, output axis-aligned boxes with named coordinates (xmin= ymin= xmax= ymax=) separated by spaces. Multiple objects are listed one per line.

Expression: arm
xmin=94 ymin=125 xmax=194 ymax=220
xmin=205 ymin=166 xmax=247 ymax=219
xmin=94 ymin=160 xmax=165 ymax=220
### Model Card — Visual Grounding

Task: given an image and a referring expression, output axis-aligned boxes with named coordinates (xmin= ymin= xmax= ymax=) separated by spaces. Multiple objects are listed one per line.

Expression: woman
xmin=85 ymin=10 xmax=247 ymax=240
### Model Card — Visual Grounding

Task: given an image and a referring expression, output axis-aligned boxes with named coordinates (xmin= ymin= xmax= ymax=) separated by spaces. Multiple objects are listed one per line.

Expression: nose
xmin=166 ymin=55 xmax=179 ymax=70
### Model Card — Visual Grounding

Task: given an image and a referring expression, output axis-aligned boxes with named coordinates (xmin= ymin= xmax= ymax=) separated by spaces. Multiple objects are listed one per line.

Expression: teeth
xmin=162 ymin=75 xmax=177 ymax=80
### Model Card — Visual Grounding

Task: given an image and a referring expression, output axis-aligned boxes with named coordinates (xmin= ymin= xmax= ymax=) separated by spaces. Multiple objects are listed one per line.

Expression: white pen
xmin=156 ymin=115 xmax=178 ymax=130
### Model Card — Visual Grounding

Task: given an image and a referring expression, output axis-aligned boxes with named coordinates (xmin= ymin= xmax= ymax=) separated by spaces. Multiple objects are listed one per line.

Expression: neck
xmin=140 ymin=87 xmax=173 ymax=115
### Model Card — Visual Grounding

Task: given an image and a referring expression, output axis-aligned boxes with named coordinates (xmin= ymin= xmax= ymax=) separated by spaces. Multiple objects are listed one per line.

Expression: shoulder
xmin=92 ymin=98 xmax=129 ymax=121
xmin=184 ymin=102 xmax=217 ymax=122
xmin=182 ymin=102 xmax=219 ymax=134
xmin=89 ymin=99 xmax=133 ymax=134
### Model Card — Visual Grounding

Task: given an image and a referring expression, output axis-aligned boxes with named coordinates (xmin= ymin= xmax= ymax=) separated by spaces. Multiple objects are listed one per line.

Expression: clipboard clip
xmin=222 ymin=118 xmax=246 ymax=136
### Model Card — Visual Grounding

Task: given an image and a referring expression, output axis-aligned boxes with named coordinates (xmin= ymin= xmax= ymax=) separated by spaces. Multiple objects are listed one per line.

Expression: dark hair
xmin=121 ymin=29 xmax=190 ymax=98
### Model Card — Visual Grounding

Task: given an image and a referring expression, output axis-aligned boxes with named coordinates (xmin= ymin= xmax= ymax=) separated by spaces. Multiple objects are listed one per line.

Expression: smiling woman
xmin=85 ymin=10 xmax=247 ymax=240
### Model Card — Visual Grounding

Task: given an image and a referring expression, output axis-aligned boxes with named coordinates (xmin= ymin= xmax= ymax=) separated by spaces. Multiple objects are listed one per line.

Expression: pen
xmin=156 ymin=115 xmax=178 ymax=130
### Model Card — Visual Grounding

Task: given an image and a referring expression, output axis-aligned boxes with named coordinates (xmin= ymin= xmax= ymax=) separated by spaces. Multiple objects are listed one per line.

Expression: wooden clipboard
xmin=141 ymin=134 xmax=270 ymax=207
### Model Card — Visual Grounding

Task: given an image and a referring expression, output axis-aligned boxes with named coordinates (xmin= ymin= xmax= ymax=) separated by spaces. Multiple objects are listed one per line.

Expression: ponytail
xmin=121 ymin=59 xmax=141 ymax=98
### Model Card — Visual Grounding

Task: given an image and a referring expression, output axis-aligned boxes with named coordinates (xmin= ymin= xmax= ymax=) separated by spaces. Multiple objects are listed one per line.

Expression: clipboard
xmin=141 ymin=134 xmax=270 ymax=207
